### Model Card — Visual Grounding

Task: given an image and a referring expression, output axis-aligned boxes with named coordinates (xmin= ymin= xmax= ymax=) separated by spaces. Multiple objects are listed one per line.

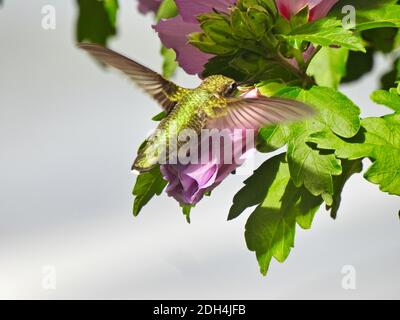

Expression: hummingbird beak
xmin=237 ymin=80 xmax=254 ymax=87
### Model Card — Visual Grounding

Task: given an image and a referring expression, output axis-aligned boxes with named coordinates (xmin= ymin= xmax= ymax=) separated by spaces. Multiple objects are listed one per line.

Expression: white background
xmin=0 ymin=0 xmax=399 ymax=299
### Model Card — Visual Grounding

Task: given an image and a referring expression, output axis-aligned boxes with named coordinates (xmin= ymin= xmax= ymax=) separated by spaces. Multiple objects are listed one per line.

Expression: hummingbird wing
xmin=78 ymin=43 xmax=186 ymax=112
xmin=206 ymin=96 xmax=315 ymax=130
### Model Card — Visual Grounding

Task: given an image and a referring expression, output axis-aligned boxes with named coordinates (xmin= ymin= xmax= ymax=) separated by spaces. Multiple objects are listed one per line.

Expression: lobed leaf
xmin=329 ymin=160 xmax=363 ymax=219
xmin=342 ymin=49 xmax=374 ymax=84
xmin=76 ymin=0 xmax=118 ymax=45
xmin=133 ymin=166 xmax=167 ymax=216
xmin=258 ymin=86 xmax=361 ymax=204
xmin=157 ymin=0 xmax=178 ymax=78
xmin=161 ymin=47 xmax=178 ymax=79
xmin=309 ymin=115 xmax=400 ymax=196
xmin=282 ymin=18 xmax=365 ymax=52
xmin=307 ymin=47 xmax=349 ymax=89
xmin=156 ymin=0 xmax=177 ymax=21
xmin=355 ymin=4 xmax=400 ymax=32
xmin=243 ymin=154 xmax=322 ymax=275
xmin=381 ymin=58 xmax=400 ymax=90
xmin=371 ymin=90 xmax=400 ymax=113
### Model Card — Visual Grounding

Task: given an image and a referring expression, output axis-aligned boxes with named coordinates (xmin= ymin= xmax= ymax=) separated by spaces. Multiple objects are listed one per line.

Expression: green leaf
xmin=229 ymin=154 xmax=283 ymax=220
xmin=156 ymin=0 xmax=178 ymax=79
xmin=395 ymin=29 xmax=400 ymax=49
xmin=257 ymin=125 xmax=289 ymax=153
xmin=282 ymin=18 xmax=365 ymax=52
xmin=290 ymin=6 xmax=310 ymax=30
xmin=308 ymin=130 xmax=369 ymax=160
xmin=256 ymin=81 xmax=287 ymax=96
xmin=371 ymin=90 xmax=400 ymax=113
xmin=152 ymin=111 xmax=167 ymax=122
xmin=329 ymin=160 xmax=363 ymax=219
xmin=381 ymin=58 xmax=400 ymax=90
xmin=244 ymin=154 xmax=323 ymax=275
xmin=298 ymin=87 xmax=361 ymax=138
xmin=103 ymin=0 xmax=118 ymax=25
xmin=307 ymin=47 xmax=349 ymax=89
xmin=332 ymin=0 xmax=398 ymax=10
xmin=258 ymin=86 xmax=361 ymax=203
xmin=180 ymin=204 xmax=193 ymax=224
xmin=287 ymin=122 xmax=342 ymax=205
xmin=355 ymin=4 xmax=400 ymax=32
xmin=330 ymin=1 xmax=400 ymax=31
xmin=342 ymin=49 xmax=374 ymax=83
xmin=76 ymin=0 xmax=118 ymax=45
xmin=161 ymin=47 xmax=178 ymax=79
xmin=156 ymin=0 xmax=177 ymax=20
xmin=308 ymin=114 xmax=400 ymax=196
xmin=362 ymin=27 xmax=399 ymax=53
xmin=132 ymin=166 xmax=167 ymax=216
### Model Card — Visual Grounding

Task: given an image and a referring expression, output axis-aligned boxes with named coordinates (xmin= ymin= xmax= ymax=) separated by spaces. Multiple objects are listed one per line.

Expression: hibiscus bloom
xmin=275 ymin=0 xmax=338 ymax=21
xmin=160 ymin=129 xmax=254 ymax=204
xmin=137 ymin=0 xmax=162 ymax=15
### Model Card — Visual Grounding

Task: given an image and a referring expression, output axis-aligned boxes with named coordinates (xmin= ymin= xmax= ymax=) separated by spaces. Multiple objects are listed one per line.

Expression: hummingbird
xmin=78 ymin=43 xmax=314 ymax=173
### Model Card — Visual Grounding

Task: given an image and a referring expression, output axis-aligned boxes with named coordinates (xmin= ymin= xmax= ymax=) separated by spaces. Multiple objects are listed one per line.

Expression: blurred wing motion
xmin=207 ymin=96 xmax=315 ymax=130
xmin=78 ymin=43 xmax=186 ymax=112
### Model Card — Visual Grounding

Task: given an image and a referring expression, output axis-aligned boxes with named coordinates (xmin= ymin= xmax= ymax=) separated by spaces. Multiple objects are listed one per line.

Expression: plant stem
xmin=274 ymin=52 xmax=315 ymax=87
xmin=304 ymin=45 xmax=322 ymax=71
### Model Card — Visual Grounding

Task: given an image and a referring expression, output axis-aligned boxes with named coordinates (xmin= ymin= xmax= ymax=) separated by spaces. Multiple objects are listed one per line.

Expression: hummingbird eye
xmin=225 ymin=82 xmax=238 ymax=96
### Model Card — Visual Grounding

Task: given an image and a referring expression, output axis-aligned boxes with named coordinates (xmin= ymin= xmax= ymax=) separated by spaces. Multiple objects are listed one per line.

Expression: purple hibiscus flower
xmin=160 ymin=89 xmax=259 ymax=205
xmin=160 ymin=130 xmax=254 ymax=204
xmin=275 ymin=0 xmax=339 ymax=21
xmin=137 ymin=0 xmax=162 ymax=15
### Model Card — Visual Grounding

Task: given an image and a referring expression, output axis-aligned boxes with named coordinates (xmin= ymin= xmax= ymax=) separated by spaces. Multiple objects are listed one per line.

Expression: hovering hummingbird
xmin=78 ymin=43 xmax=314 ymax=173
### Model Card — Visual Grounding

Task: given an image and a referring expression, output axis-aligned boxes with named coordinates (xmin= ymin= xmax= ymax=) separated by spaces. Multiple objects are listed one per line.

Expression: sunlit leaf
xmin=133 ymin=166 xmax=167 ymax=216
xmin=243 ymin=154 xmax=322 ymax=275
xmin=77 ymin=0 xmax=119 ymax=45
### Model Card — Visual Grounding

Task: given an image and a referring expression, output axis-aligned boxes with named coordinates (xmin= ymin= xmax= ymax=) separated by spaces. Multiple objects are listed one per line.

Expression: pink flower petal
xmin=184 ymin=162 xmax=219 ymax=189
xmin=276 ymin=0 xmax=317 ymax=19
xmin=153 ymin=16 xmax=214 ymax=75
xmin=175 ymin=0 xmax=236 ymax=23
xmin=137 ymin=0 xmax=162 ymax=15
xmin=310 ymin=0 xmax=338 ymax=20
xmin=276 ymin=0 xmax=338 ymax=21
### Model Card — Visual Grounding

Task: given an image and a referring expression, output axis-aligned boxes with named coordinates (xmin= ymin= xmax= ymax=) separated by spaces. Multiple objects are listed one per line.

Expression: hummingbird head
xmin=199 ymin=75 xmax=238 ymax=98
